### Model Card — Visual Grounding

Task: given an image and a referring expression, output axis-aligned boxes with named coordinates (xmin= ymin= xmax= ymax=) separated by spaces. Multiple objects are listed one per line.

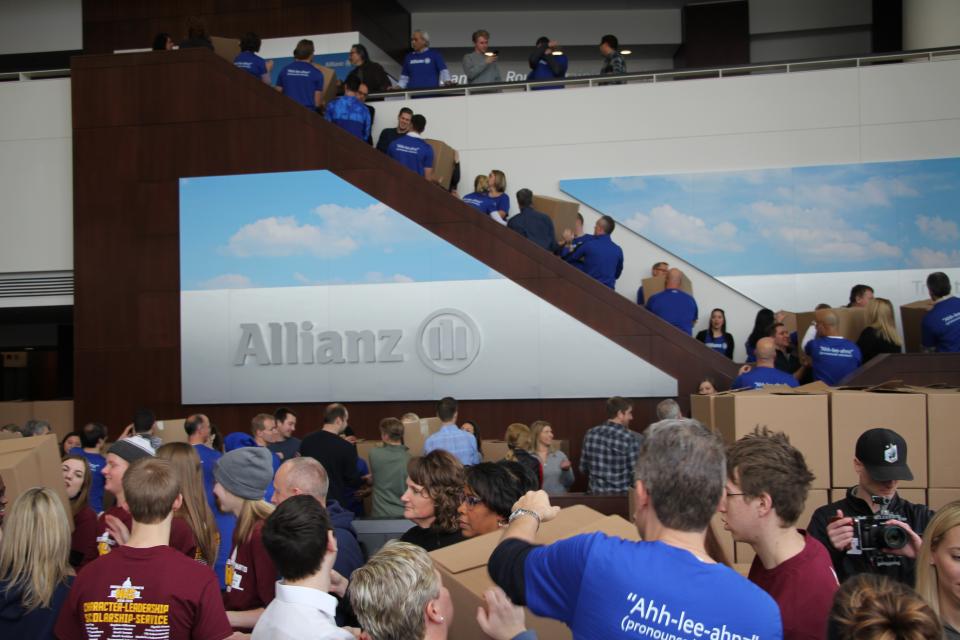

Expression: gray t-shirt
xmin=462 ymin=51 xmax=502 ymax=84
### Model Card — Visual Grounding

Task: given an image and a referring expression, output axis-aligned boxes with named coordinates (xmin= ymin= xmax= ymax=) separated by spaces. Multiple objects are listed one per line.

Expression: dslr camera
xmin=850 ymin=496 xmax=908 ymax=559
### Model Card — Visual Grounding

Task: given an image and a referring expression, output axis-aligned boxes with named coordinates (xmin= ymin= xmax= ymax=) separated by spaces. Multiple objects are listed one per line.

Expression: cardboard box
xmin=928 ymin=488 xmax=960 ymax=510
xmin=155 ymin=418 xmax=188 ymax=445
xmin=402 ymin=417 xmax=443 ymax=457
xmin=642 ymin=273 xmax=694 ymax=299
xmin=356 ymin=439 xmax=383 ymax=467
xmin=713 ymin=387 xmax=830 ymax=489
xmin=431 ymin=505 xmax=639 ymax=640
xmin=0 ymin=401 xmax=34 ymax=432
xmin=914 ymin=387 xmax=960 ymax=487
xmin=33 ymin=400 xmax=74 ymax=440
xmin=425 ymin=139 xmax=456 ymax=190
xmin=829 ymin=488 xmax=926 ymax=505
xmin=481 ymin=439 xmax=510 ymax=462
xmin=0 ymin=434 xmax=73 ymax=530
xmin=690 ymin=393 xmax=716 ymax=430
xmin=900 ymin=299 xmax=933 ymax=353
xmin=210 ymin=36 xmax=240 ymax=65
xmin=532 ymin=195 xmax=581 ymax=244
xmin=795 ymin=307 xmax=867 ymax=344
xmin=309 ymin=64 xmax=339 ymax=107
xmin=829 ymin=388 xmax=927 ymax=489
xmin=777 ymin=311 xmax=798 ymax=336
xmin=735 ymin=488 xmax=828 ymax=564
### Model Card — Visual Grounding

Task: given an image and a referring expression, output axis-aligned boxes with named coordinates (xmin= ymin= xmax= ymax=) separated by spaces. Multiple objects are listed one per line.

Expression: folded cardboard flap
xmin=0 ymin=434 xmax=73 ymax=531
xmin=155 ymin=418 xmax=188 ymax=444
xmin=900 ymin=299 xmax=932 ymax=353
xmin=532 ymin=195 xmax=581 ymax=243
xmin=795 ymin=306 xmax=866 ymax=344
xmin=402 ymin=417 xmax=442 ymax=457
xmin=425 ymin=139 xmax=456 ymax=190
xmin=642 ymin=273 xmax=693 ymax=298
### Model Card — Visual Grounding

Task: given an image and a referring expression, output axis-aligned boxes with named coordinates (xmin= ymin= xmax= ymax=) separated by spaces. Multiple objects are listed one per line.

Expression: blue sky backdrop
xmin=561 ymin=157 xmax=960 ymax=277
xmin=180 ymin=170 xmax=500 ymax=290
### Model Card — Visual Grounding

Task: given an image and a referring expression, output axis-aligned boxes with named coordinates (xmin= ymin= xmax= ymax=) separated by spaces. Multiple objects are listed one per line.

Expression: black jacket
xmin=507 ymin=206 xmax=559 ymax=253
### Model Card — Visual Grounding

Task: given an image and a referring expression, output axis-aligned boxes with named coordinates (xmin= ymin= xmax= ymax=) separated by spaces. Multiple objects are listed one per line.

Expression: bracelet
xmin=509 ymin=508 xmax=542 ymax=528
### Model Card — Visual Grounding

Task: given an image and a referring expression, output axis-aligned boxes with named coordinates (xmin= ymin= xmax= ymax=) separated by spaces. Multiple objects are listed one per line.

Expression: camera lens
xmin=881 ymin=525 xmax=907 ymax=550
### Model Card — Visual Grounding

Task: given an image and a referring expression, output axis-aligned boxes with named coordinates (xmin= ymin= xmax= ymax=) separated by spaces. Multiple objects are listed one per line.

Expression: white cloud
xmin=197 ymin=273 xmax=253 ymax=289
xmin=313 ymin=202 xmax=420 ymax=245
xmin=624 ymin=204 xmax=742 ymax=252
xmin=916 ymin=215 xmax=960 ymax=242
xmin=364 ymin=271 xmax=414 ymax=284
xmin=609 ymin=176 xmax=647 ymax=191
xmin=225 ymin=216 xmax=358 ymax=258
xmin=910 ymin=247 xmax=960 ymax=268
xmin=775 ymin=227 xmax=902 ymax=262
xmin=794 ymin=176 xmax=917 ymax=209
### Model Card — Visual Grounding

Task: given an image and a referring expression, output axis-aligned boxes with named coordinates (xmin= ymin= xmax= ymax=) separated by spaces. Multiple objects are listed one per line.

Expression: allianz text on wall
xmin=182 ymin=280 xmax=675 ymax=403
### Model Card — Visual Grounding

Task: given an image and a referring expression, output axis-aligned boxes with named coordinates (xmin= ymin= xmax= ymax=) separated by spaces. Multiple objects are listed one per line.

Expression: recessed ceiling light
xmin=552 ymin=50 xmax=564 ymax=56
xmin=620 ymin=49 xmax=632 ymax=55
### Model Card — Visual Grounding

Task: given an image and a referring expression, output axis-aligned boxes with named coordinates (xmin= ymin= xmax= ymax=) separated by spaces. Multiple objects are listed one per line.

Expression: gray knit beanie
xmin=108 ymin=436 xmax=155 ymax=464
xmin=214 ymin=446 xmax=274 ymax=500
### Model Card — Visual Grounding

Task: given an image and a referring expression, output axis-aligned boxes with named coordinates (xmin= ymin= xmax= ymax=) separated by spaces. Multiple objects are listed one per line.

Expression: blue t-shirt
xmin=463 ymin=191 xmax=496 ymax=215
xmin=922 ymin=296 xmax=960 ymax=352
xmin=646 ymin=289 xmax=699 ymax=335
xmin=528 ymin=54 xmax=569 ymax=86
xmin=72 ymin=448 xmax=106 ymax=513
xmin=387 ymin=134 xmax=434 ymax=176
xmin=233 ymin=50 xmax=267 ymax=79
xmin=324 ymin=95 xmax=371 ymax=141
xmin=732 ymin=366 xmax=799 ymax=389
xmin=193 ymin=443 xmax=222 ymax=514
xmin=804 ymin=336 xmax=862 ymax=386
xmin=401 ymin=48 xmax=448 ymax=89
xmin=277 ymin=60 xmax=325 ymax=109
xmin=703 ymin=334 xmax=730 ymax=355
xmin=562 ymin=234 xmax=624 ymax=289
xmin=489 ymin=193 xmax=510 ymax=218
xmin=524 ymin=534 xmax=782 ymax=640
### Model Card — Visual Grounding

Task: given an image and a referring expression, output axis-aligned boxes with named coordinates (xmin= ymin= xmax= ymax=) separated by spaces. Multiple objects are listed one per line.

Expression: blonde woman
xmin=156 ymin=442 xmax=219 ymax=566
xmin=857 ymin=297 xmax=902 ymax=363
xmin=213 ymin=446 xmax=277 ymax=631
xmin=531 ymin=420 xmax=573 ymax=495
xmin=487 ymin=169 xmax=509 ymax=224
xmin=0 ymin=487 xmax=73 ymax=638
xmin=915 ymin=500 xmax=960 ymax=637
xmin=503 ymin=423 xmax=541 ymax=487
xmin=463 ymin=175 xmax=495 ymax=217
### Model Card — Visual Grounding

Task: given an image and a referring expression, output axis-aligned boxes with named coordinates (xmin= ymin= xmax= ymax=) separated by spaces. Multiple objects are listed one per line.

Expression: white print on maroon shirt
xmin=620 ymin=593 xmax=760 ymax=640
xmin=81 ymin=577 xmax=172 ymax=639
xmin=225 ymin=546 xmax=248 ymax=592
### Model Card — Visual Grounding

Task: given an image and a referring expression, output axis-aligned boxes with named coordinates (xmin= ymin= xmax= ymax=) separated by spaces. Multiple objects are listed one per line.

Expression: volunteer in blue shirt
xmin=804 ymin=309 xmax=862 ymax=385
xmin=487 ymin=170 xmax=510 ymax=224
xmin=387 ymin=113 xmax=435 ymax=180
xmin=732 ymin=338 xmax=799 ymax=389
xmin=558 ymin=213 xmax=592 ymax=264
xmin=561 ymin=215 xmax=623 ymax=289
xmin=646 ymin=268 xmax=699 ymax=335
xmin=922 ymin=271 xmax=960 ymax=352
xmin=696 ymin=308 xmax=735 ymax=359
xmin=276 ymin=39 xmax=325 ymax=110
xmin=324 ymin=76 xmax=371 ymax=142
xmin=488 ymin=419 xmax=782 ymax=640
xmin=397 ymin=30 xmax=451 ymax=90
xmin=463 ymin=174 xmax=496 ymax=215
xmin=232 ymin=32 xmax=272 ymax=84
xmin=527 ymin=37 xmax=567 ymax=89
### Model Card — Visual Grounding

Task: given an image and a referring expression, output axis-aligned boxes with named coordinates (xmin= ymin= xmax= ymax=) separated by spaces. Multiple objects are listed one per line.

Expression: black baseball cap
xmin=855 ymin=428 xmax=913 ymax=482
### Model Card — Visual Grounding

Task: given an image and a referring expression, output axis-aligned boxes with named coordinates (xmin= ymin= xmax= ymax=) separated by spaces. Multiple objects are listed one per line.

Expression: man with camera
xmin=808 ymin=428 xmax=934 ymax=585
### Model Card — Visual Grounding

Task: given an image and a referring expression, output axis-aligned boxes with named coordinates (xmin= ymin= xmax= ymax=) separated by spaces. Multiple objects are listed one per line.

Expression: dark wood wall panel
xmin=72 ymin=49 xmax=739 ymax=478
xmin=843 ymin=353 xmax=960 ymax=387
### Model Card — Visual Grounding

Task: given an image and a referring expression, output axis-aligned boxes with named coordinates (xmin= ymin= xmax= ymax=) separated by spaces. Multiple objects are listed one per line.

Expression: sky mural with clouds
xmin=560 ymin=157 xmax=960 ymax=277
xmin=180 ymin=170 xmax=500 ymax=290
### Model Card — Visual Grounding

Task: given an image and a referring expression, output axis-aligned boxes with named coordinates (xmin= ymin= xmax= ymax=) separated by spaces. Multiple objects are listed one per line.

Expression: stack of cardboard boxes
xmin=692 ymin=382 xmax=959 ymax=570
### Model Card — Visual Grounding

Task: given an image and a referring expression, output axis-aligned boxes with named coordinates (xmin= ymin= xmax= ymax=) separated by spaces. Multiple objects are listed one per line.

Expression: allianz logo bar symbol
xmin=233 ymin=308 xmax=481 ymax=375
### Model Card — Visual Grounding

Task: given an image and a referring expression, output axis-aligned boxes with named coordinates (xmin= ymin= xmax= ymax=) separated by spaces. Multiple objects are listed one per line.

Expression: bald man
xmin=645 ymin=268 xmax=698 ymax=335
xmin=731 ymin=337 xmax=799 ymax=389
xmin=804 ymin=309 xmax=862 ymax=385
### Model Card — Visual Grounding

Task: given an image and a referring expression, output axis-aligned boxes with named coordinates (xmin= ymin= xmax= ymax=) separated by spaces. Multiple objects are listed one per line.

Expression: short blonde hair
xmin=350 ymin=541 xmax=440 ymax=640
xmin=379 ymin=417 xmax=405 ymax=442
xmin=473 ymin=174 xmax=489 ymax=193
xmin=915 ymin=500 xmax=960 ymax=616
xmin=0 ymin=488 xmax=71 ymax=611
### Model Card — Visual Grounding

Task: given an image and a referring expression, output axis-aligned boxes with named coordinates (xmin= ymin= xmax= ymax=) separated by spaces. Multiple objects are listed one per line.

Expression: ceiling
xmin=398 ymin=0 xmax=690 ymax=11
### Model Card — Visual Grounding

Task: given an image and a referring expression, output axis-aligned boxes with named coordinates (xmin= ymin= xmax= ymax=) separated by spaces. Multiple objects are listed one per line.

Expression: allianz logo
xmin=233 ymin=308 xmax=481 ymax=375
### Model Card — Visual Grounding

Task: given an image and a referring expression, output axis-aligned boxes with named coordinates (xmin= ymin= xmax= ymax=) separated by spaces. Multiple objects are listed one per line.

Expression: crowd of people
xmin=1 ymin=393 xmax=958 ymax=639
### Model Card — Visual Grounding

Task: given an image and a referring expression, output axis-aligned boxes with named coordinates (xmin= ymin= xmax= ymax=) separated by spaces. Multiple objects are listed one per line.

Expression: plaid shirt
xmin=423 ymin=424 xmax=481 ymax=466
xmin=580 ymin=421 xmax=642 ymax=493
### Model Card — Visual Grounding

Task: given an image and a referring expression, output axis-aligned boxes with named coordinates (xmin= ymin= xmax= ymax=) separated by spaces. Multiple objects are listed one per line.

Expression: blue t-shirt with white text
xmin=703 ymin=334 xmax=729 ymax=355
xmin=646 ymin=289 xmax=698 ymax=335
xmin=732 ymin=366 xmax=799 ymax=389
xmin=524 ymin=533 xmax=782 ymax=640
xmin=921 ymin=296 xmax=960 ymax=352
xmin=805 ymin=336 xmax=862 ymax=385
xmin=233 ymin=51 xmax=267 ymax=79
xmin=463 ymin=191 xmax=496 ymax=215
xmin=387 ymin=135 xmax=434 ymax=176
xmin=401 ymin=49 xmax=448 ymax=89
xmin=277 ymin=60 xmax=324 ymax=109
xmin=71 ymin=448 xmax=106 ymax=514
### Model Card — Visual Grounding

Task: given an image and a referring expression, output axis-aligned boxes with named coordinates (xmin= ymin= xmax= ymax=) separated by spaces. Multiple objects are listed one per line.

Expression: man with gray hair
xmin=397 ymin=30 xmax=450 ymax=90
xmin=271 ymin=458 xmax=364 ymax=595
xmin=489 ymin=419 xmax=782 ymax=638
xmin=655 ymin=398 xmax=681 ymax=421
xmin=21 ymin=419 xmax=50 ymax=437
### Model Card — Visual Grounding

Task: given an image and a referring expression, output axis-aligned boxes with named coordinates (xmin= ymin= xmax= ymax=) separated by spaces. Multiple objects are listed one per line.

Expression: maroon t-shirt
xmin=749 ymin=531 xmax=838 ymax=640
xmin=54 ymin=544 xmax=232 ymax=640
xmin=94 ymin=506 xmax=197 ymax=560
xmin=71 ymin=506 xmax=99 ymax=569
xmin=222 ymin=520 xmax=276 ymax=621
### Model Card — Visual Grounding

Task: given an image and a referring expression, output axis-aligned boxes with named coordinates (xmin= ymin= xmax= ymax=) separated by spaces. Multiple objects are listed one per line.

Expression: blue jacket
xmin=507 ymin=206 xmax=559 ymax=252
xmin=326 ymin=499 xmax=365 ymax=579
xmin=562 ymin=234 xmax=623 ymax=289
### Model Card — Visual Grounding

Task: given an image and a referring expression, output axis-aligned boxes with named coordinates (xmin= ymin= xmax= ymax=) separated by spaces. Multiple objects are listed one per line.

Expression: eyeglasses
xmin=724 ymin=489 xmax=746 ymax=498
xmin=460 ymin=493 xmax=483 ymax=508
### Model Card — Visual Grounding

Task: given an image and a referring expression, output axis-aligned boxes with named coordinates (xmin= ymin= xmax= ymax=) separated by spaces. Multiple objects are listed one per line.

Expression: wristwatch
xmin=509 ymin=508 xmax=542 ymax=527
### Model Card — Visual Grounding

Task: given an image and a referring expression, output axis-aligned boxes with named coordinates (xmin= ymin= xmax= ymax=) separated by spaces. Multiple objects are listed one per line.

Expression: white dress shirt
xmin=252 ymin=581 xmax=354 ymax=640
